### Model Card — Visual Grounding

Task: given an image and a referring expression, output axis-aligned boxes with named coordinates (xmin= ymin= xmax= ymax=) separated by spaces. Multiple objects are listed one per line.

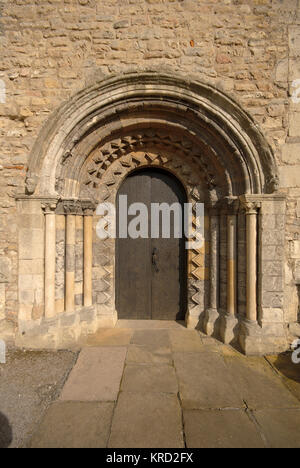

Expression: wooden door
xmin=116 ymin=168 xmax=187 ymax=320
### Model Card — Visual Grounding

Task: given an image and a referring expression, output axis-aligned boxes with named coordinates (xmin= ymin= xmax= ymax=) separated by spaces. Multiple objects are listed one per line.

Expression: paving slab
xmin=28 ymin=402 xmax=114 ymax=448
xmin=108 ymin=392 xmax=184 ymax=448
xmin=169 ymin=329 xmax=204 ymax=352
xmin=116 ymin=320 xmax=185 ymax=329
xmin=254 ymin=409 xmax=300 ymax=448
xmin=174 ymin=352 xmax=244 ymax=409
xmin=127 ymin=345 xmax=173 ymax=365
xmin=184 ymin=410 xmax=265 ymax=448
xmin=219 ymin=344 xmax=243 ymax=357
xmin=60 ymin=347 xmax=127 ymax=402
xmin=265 ymin=354 xmax=300 ymax=402
xmin=121 ymin=364 xmax=178 ymax=394
xmin=81 ymin=328 xmax=133 ymax=347
xmin=131 ymin=329 xmax=171 ymax=348
xmin=223 ymin=355 xmax=300 ymax=409
xmin=200 ymin=336 xmax=222 ymax=353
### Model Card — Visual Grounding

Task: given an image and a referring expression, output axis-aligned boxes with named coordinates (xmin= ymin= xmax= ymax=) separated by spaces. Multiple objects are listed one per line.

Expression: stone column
xmin=203 ymin=207 xmax=220 ymax=335
xmin=64 ymin=201 xmax=79 ymax=313
xmin=82 ymin=201 xmax=95 ymax=308
xmin=244 ymin=202 xmax=259 ymax=322
xmin=220 ymin=198 xmax=239 ymax=344
xmin=42 ymin=200 xmax=58 ymax=319
xmin=227 ymin=211 xmax=237 ymax=317
xmin=238 ymin=195 xmax=262 ymax=354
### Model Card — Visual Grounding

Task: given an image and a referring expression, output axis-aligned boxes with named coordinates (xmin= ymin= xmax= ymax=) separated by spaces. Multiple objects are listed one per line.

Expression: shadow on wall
xmin=0 ymin=412 xmax=13 ymax=448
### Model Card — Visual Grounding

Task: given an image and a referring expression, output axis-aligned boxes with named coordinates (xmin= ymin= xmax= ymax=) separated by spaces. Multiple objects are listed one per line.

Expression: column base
xmin=238 ymin=319 xmax=288 ymax=355
xmin=219 ymin=312 xmax=239 ymax=345
xmin=203 ymin=308 xmax=220 ymax=336
xmin=96 ymin=313 xmax=118 ymax=329
xmin=185 ymin=312 xmax=201 ymax=330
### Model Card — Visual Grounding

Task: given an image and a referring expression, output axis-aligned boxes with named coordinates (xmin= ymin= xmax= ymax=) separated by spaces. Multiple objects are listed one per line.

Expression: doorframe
xmin=115 ymin=166 xmax=189 ymax=321
xmin=90 ymin=147 xmax=207 ymax=329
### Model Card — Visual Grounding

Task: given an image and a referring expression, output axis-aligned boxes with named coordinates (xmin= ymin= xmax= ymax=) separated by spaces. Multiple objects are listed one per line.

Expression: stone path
xmin=28 ymin=322 xmax=300 ymax=448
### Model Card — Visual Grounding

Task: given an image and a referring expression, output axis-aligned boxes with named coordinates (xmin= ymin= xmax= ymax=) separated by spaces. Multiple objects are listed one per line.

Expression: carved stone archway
xmin=16 ymin=72 xmax=287 ymax=354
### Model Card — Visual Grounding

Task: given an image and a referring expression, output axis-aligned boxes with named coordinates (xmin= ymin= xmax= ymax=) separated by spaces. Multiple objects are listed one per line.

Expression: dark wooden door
xmin=116 ymin=168 xmax=187 ymax=320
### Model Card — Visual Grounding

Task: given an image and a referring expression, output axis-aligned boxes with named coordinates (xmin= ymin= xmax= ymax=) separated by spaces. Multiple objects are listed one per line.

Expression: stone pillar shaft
xmin=65 ymin=214 xmax=76 ymax=312
xmin=246 ymin=207 xmax=258 ymax=322
xmin=203 ymin=208 xmax=220 ymax=336
xmin=210 ymin=212 xmax=219 ymax=310
xmin=227 ymin=214 xmax=237 ymax=316
xmin=219 ymin=198 xmax=239 ymax=344
xmin=43 ymin=202 xmax=57 ymax=319
xmin=84 ymin=215 xmax=93 ymax=307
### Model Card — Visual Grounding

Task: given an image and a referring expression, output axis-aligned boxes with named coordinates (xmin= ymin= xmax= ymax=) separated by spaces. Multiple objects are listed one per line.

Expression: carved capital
xmin=62 ymin=199 xmax=83 ymax=215
xmin=240 ymin=198 xmax=261 ymax=215
xmin=41 ymin=199 xmax=58 ymax=214
xmin=81 ymin=199 xmax=96 ymax=216
xmin=220 ymin=197 xmax=239 ymax=215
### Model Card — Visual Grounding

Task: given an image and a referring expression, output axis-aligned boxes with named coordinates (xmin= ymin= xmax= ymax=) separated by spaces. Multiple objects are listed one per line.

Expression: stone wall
xmin=0 ymin=0 xmax=300 ymax=340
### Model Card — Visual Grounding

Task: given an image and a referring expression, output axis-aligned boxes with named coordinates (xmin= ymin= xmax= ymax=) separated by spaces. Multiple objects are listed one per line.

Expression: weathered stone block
xmin=0 ymin=284 xmax=6 ymax=321
xmin=18 ymin=214 xmax=44 ymax=230
xmin=260 ymin=307 xmax=284 ymax=324
xmin=289 ymin=25 xmax=300 ymax=57
xmin=18 ymin=303 xmax=33 ymax=321
xmin=294 ymin=260 xmax=300 ymax=281
xmin=262 ymin=276 xmax=284 ymax=293
xmin=282 ymin=143 xmax=300 ymax=165
xmin=17 ymin=199 xmax=43 ymax=216
xmin=262 ymin=261 xmax=283 ymax=276
xmin=75 ymin=294 xmax=83 ymax=307
xmin=280 ymin=166 xmax=300 ymax=188
xmin=19 ymin=259 xmax=43 ymax=275
xmin=261 ymin=214 xmax=276 ymax=230
xmin=275 ymin=57 xmax=288 ymax=84
xmin=0 ymin=257 xmax=12 ymax=283
xmin=19 ymin=274 xmax=43 ymax=291
xmin=290 ymin=240 xmax=300 ymax=259
xmin=80 ymin=307 xmax=96 ymax=324
xmin=19 ymin=289 xmax=34 ymax=306
xmin=289 ymin=112 xmax=300 ymax=138
xmin=262 ymin=291 xmax=284 ymax=309
xmin=262 ymin=245 xmax=284 ymax=261
xmin=19 ymin=229 xmax=44 ymax=260
xmin=260 ymin=199 xmax=286 ymax=215
xmin=262 ymin=230 xmax=285 ymax=246
xmin=60 ymin=313 xmax=77 ymax=328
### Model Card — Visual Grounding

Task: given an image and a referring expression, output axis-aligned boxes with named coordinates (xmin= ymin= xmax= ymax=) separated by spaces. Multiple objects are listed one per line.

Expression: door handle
xmin=152 ymin=248 xmax=159 ymax=272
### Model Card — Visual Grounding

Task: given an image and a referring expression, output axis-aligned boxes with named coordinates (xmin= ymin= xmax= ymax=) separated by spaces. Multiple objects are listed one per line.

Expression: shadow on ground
xmin=0 ymin=412 xmax=13 ymax=448
xmin=272 ymin=352 xmax=300 ymax=383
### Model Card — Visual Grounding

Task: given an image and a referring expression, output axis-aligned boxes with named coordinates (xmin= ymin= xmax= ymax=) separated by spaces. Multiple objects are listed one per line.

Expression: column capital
xmin=220 ymin=196 xmax=239 ymax=215
xmin=81 ymin=199 xmax=96 ymax=216
xmin=240 ymin=196 xmax=261 ymax=215
xmin=41 ymin=198 xmax=58 ymax=214
xmin=207 ymin=199 xmax=221 ymax=216
xmin=61 ymin=199 xmax=83 ymax=215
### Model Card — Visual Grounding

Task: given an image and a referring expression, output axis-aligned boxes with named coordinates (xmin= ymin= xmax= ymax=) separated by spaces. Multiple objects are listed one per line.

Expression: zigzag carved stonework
xmin=79 ymin=130 xmax=219 ymax=197
xmin=79 ymin=137 xmax=210 ymax=312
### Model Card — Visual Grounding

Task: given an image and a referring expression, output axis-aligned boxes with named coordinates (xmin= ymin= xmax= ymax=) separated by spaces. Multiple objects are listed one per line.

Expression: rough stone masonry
xmin=0 ymin=0 xmax=299 ymax=353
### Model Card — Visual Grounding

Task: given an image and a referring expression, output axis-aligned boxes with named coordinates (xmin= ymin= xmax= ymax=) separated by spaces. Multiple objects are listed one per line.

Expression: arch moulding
xmin=15 ymin=72 xmax=288 ymax=355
